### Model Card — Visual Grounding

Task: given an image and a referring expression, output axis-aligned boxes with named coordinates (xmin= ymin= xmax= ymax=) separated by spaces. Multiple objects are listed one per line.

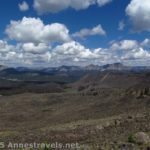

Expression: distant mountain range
xmin=0 ymin=63 xmax=150 ymax=95
xmin=41 ymin=63 xmax=150 ymax=72
xmin=1 ymin=63 xmax=150 ymax=75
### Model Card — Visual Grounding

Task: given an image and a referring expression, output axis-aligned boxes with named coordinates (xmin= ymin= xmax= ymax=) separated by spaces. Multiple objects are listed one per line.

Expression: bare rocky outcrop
xmin=134 ymin=132 xmax=150 ymax=144
xmin=129 ymin=88 xmax=150 ymax=97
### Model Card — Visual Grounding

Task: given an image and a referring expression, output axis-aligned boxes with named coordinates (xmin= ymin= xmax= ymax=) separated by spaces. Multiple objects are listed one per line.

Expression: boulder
xmin=134 ymin=132 xmax=150 ymax=144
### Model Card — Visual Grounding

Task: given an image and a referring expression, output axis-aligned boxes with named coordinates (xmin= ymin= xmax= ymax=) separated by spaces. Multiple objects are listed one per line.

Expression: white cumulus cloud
xmin=22 ymin=43 xmax=50 ymax=54
xmin=72 ymin=25 xmax=106 ymax=39
xmin=111 ymin=40 xmax=138 ymax=50
xmin=141 ymin=39 xmax=150 ymax=48
xmin=33 ymin=0 xmax=95 ymax=14
xmin=0 ymin=40 xmax=15 ymax=53
xmin=52 ymin=41 xmax=95 ymax=59
xmin=50 ymin=41 xmax=120 ymax=66
xmin=97 ymin=0 xmax=112 ymax=7
xmin=33 ymin=0 xmax=113 ymax=14
xmin=5 ymin=17 xmax=71 ymax=44
xmin=118 ymin=20 xmax=125 ymax=31
xmin=126 ymin=0 xmax=150 ymax=32
xmin=122 ymin=48 xmax=150 ymax=60
xmin=19 ymin=1 xmax=29 ymax=11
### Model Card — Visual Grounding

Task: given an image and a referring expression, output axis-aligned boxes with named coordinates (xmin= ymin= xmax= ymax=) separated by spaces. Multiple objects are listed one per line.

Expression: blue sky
xmin=0 ymin=0 xmax=150 ymax=67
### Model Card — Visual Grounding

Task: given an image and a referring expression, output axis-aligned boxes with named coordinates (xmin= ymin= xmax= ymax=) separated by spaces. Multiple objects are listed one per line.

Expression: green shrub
xmin=128 ymin=134 xmax=136 ymax=143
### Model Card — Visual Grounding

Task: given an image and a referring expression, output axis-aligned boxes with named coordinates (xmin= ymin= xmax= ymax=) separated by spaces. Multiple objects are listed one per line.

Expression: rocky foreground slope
xmin=0 ymin=71 xmax=150 ymax=149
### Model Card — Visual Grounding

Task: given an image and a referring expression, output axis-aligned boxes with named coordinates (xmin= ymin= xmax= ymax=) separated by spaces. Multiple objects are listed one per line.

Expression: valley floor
xmin=0 ymin=89 xmax=150 ymax=149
